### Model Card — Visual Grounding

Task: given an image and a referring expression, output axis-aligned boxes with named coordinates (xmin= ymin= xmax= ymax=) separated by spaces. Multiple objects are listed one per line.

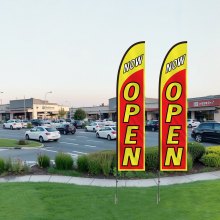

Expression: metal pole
xmin=44 ymin=91 xmax=52 ymax=119
xmin=24 ymin=96 xmax=26 ymax=120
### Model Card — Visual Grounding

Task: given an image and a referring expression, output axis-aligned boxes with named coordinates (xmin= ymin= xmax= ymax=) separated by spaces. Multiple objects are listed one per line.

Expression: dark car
xmin=145 ymin=120 xmax=159 ymax=132
xmin=30 ymin=119 xmax=45 ymax=126
xmin=72 ymin=120 xmax=85 ymax=129
xmin=56 ymin=124 xmax=76 ymax=135
xmin=191 ymin=122 xmax=220 ymax=143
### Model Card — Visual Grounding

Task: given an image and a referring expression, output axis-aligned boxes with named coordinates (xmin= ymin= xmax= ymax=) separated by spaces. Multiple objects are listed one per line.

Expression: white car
xmin=21 ymin=120 xmax=29 ymax=128
xmin=25 ymin=126 xmax=61 ymax=142
xmin=187 ymin=119 xmax=200 ymax=128
xmin=85 ymin=122 xmax=104 ymax=132
xmin=3 ymin=119 xmax=22 ymax=130
xmin=51 ymin=119 xmax=68 ymax=128
xmin=96 ymin=126 xmax=116 ymax=140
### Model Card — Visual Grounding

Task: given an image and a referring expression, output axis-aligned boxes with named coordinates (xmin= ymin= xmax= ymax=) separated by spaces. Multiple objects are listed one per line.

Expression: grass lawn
xmin=0 ymin=180 xmax=219 ymax=220
xmin=0 ymin=138 xmax=41 ymax=148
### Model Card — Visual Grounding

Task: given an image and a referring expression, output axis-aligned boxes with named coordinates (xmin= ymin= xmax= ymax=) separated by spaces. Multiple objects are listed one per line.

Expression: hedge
xmin=145 ymin=147 xmax=159 ymax=171
xmin=188 ymin=142 xmax=205 ymax=162
xmin=55 ymin=153 xmax=73 ymax=170
xmin=87 ymin=150 xmax=115 ymax=176
xmin=200 ymin=146 xmax=220 ymax=167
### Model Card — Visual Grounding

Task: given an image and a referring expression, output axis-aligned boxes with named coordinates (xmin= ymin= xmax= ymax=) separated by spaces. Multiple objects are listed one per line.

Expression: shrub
xmin=27 ymin=123 xmax=32 ymax=129
xmin=88 ymin=150 xmax=116 ymax=176
xmin=4 ymin=158 xmax=27 ymax=174
xmin=200 ymin=146 xmax=220 ymax=167
xmin=37 ymin=154 xmax=50 ymax=168
xmin=86 ymin=151 xmax=115 ymax=176
xmin=4 ymin=158 xmax=13 ymax=172
xmin=17 ymin=139 xmax=29 ymax=145
xmin=11 ymin=159 xmax=24 ymax=173
xmin=0 ymin=158 xmax=4 ymax=173
xmin=99 ymin=151 xmax=115 ymax=176
xmin=145 ymin=147 xmax=159 ymax=171
xmin=205 ymin=146 xmax=220 ymax=156
xmin=200 ymin=153 xmax=220 ymax=167
xmin=87 ymin=153 xmax=102 ymax=175
xmin=55 ymin=153 xmax=73 ymax=170
xmin=188 ymin=142 xmax=205 ymax=162
xmin=187 ymin=153 xmax=193 ymax=171
xmin=77 ymin=155 xmax=89 ymax=172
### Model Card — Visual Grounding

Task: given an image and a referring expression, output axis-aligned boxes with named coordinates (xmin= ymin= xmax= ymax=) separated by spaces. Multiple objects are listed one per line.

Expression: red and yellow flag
xmin=159 ymin=42 xmax=187 ymax=171
xmin=117 ymin=42 xmax=145 ymax=171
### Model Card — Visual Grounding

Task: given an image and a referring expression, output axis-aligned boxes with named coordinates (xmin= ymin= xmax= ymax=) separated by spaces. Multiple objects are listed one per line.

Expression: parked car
xmin=187 ymin=119 xmax=200 ymax=128
xmin=96 ymin=126 xmax=116 ymax=140
xmin=145 ymin=120 xmax=159 ymax=131
xmin=65 ymin=118 xmax=75 ymax=123
xmin=30 ymin=119 xmax=45 ymax=126
xmin=191 ymin=122 xmax=220 ymax=143
xmin=3 ymin=119 xmax=22 ymax=130
xmin=73 ymin=120 xmax=85 ymax=129
xmin=56 ymin=123 xmax=76 ymax=135
xmin=85 ymin=122 xmax=104 ymax=132
xmin=20 ymin=119 xmax=29 ymax=128
xmin=25 ymin=126 xmax=60 ymax=142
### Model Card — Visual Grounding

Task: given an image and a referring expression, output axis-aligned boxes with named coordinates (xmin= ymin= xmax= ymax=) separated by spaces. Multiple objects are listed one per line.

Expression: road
xmin=0 ymin=127 xmax=215 ymax=165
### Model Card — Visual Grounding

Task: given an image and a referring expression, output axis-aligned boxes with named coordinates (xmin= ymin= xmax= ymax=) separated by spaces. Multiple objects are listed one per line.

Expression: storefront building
xmin=188 ymin=95 xmax=220 ymax=122
xmin=1 ymin=95 xmax=220 ymax=123
xmin=0 ymin=98 xmax=69 ymax=121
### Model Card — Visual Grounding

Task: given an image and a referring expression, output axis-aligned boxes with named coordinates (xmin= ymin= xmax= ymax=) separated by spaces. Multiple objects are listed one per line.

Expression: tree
xmin=58 ymin=108 xmax=67 ymax=119
xmin=74 ymin=108 xmax=86 ymax=120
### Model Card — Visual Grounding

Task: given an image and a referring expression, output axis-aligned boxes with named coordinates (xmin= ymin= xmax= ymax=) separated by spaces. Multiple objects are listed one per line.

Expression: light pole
xmin=0 ymin=91 xmax=3 ymax=105
xmin=44 ymin=91 xmax=52 ymax=119
xmin=24 ymin=95 xmax=26 ymax=120
xmin=65 ymin=101 xmax=72 ymax=119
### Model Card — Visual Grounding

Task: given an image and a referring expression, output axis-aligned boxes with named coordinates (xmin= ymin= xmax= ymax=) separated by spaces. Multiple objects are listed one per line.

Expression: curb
xmin=1 ymin=144 xmax=44 ymax=150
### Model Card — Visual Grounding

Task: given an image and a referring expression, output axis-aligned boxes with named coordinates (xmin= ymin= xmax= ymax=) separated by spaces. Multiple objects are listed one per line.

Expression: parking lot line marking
xmin=40 ymin=149 xmax=58 ymax=153
xmin=64 ymin=138 xmax=77 ymax=141
xmin=75 ymin=135 xmax=89 ymax=138
xmin=0 ymin=149 xmax=8 ymax=151
xmin=84 ymin=145 xmax=96 ymax=148
xmin=86 ymin=140 xmax=103 ymax=143
xmin=59 ymin=141 xmax=79 ymax=145
xmin=72 ymin=151 xmax=87 ymax=155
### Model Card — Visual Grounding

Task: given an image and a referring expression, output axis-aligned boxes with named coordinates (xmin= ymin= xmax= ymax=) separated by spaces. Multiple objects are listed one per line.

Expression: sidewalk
xmin=1 ymin=171 xmax=220 ymax=187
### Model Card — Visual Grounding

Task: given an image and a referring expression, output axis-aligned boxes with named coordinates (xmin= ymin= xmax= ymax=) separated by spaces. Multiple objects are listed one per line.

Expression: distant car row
xmin=24 ymin=124 xmax=76 ymax=143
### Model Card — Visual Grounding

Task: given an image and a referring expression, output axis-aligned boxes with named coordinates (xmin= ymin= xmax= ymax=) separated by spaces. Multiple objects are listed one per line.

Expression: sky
xmin=0 ymin=0 xmax=220 ymax=107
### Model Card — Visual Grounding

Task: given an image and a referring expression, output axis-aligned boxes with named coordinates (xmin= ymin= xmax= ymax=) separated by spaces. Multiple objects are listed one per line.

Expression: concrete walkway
xmin=1 ymin=171 xmax=220 ymax=187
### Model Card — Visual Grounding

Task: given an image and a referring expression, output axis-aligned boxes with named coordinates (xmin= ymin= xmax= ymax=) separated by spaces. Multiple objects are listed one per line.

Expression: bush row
xmin=0 ymin=158 xmax=29 ymax=174
xmin=200 ymin=146 xmax=220 ymax=167
xmin=37 ymin=153 xmax=73 ymax=170
xmin=76 ymin=142 xmax=205 ymax=176
xmin=3 ymin=142 xmax=215 ymax=177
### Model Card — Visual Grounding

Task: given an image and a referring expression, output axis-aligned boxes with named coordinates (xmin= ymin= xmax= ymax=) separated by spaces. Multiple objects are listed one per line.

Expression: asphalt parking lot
xmin=0 ymin=127 xmax=216 ymax=165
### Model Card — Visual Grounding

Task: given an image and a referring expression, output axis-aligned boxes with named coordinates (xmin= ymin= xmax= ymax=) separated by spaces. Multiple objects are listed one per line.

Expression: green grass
xmin=0 ymin=138 xmax=41 ymax=148
xmin=0 ymin=180 xmax=220 ymax=220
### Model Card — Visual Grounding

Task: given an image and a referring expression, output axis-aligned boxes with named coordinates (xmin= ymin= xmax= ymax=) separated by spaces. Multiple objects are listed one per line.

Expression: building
xmin=70 ymin=105 xmax=110 ymax=121
xmin=0 ymin=98 xmax=69 ymax=121
xmin=108 ymin=97 xmax=159 ymax=121
xmin=188 ymin=95 xmax=220 ymax=122
xmin=1 ymin=94 xmax=220 ymax=123
xmin=108 ymin=95 xmax=220 ymax=122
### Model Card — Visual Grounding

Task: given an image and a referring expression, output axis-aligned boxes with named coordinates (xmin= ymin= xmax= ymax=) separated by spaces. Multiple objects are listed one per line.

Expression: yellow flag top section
xmin=160 ymin=42 xmax=187 ymax=91
xmin=117 ymin=42 xmax=145 ymax=91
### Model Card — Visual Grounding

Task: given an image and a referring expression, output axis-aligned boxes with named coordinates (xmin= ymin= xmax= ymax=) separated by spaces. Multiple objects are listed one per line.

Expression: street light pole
xmin=0 ymin=92 xmax=3 ymax=105
xmin=44 ymin=91 xmax=52 ymax=119
xmin=24 ymin=95 xmax=26 ymax=120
